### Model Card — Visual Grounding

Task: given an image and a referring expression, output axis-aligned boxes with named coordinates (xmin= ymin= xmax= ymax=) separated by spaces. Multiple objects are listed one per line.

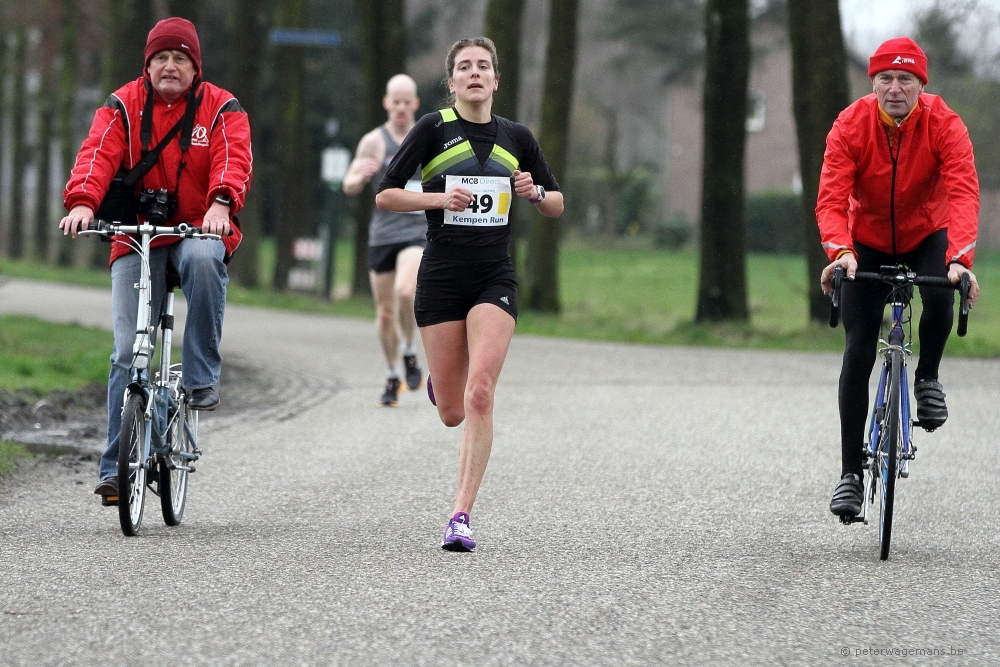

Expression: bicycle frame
xmin=859 ymin=298 xmax=913 ymax=526
xmin=80 ymin=220 xmax=216 ymax=535
xmin=81 ymin=222 xmax=212 ymax=480
xmin=121 ymin=227 xmax=188 ymax=476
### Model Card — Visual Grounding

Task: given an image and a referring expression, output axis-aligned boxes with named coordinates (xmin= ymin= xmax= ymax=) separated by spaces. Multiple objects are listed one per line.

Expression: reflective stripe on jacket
xmin=816 ymin=92 xmax=979 ymax=268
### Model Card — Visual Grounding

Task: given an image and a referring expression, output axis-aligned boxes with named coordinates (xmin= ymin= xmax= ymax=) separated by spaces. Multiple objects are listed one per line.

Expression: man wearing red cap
xmin=59 ymin=17 xmax=253 ymax=503
xmin=817 ymin=37 xmax=981 ymax=518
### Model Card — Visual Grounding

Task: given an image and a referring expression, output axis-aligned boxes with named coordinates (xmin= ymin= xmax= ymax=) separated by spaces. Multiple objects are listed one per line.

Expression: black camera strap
xmin=122 ymin=81 xmax=204 ymax=188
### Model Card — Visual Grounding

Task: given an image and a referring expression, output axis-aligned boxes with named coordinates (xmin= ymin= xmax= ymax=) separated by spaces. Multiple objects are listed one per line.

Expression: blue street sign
xmin=269 ymin=29 xmax=342 ymax=47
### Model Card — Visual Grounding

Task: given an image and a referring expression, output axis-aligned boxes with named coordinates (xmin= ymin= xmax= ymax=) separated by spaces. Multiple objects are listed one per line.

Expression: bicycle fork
xmin=857 ymin=303 xmax=913 ymax=524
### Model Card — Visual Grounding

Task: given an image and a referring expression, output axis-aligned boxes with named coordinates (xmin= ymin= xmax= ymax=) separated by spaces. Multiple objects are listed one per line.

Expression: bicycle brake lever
xmin=829 ymin=266 xmax=844 ymax=328
xmin=957 ymin=273 xmax=970 ymax=337
xmin=176 ymin=222 xmax=223 ymax=240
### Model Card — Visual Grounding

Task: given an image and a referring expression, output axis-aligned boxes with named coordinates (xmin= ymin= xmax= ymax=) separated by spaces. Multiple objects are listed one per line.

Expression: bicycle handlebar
xmin=828 ymin=265 xmax=970 ymax=337
xmin=79 ymin=220 xmax=222 ymax=241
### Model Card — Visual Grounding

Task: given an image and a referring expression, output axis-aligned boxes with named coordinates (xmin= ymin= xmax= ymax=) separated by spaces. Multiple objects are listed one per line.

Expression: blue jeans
xmin=99 ymin=239 xmax=228 ymax=481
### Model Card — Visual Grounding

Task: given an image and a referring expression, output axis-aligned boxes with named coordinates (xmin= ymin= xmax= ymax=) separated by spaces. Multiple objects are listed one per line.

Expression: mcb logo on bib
xmin=443 ymin=175 xmax=512 ymax=227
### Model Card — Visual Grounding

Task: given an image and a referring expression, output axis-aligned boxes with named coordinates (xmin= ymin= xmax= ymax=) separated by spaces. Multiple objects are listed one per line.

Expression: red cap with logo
xmin=868 ymin=37 xmax=928 ymax=84
xmin=144 ymin=17 xmax=202 ymax=77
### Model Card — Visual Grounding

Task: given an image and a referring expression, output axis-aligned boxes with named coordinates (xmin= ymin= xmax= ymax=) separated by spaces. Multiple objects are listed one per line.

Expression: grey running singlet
xmin=369 ymin=126 xmax=426 ymax=247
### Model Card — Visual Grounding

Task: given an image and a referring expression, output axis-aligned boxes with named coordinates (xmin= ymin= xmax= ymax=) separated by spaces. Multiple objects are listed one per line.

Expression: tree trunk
xmin=485 ymin=0 xmax=526 ymax=272
xmin=695 ymin=0 xmax=749 ymax=322
xmin=225 ymin=0 xmax=267 ymax=288
xmin=7 ymin=27 xmax=27 ymax=260
xmin=272 ymin=0 xmax=308 ymax=291
xmin=601 ymin=106 xmax=624 ymax=242
xmin=380 ymin=0 xmax=405 ymax=76
xmin=352 ymin=0 xmax=405 ymax=298
xmin=0 ymin=25 xmax=8 ymax=257
xmin=788 ymin=0 xmax=850 ymax=322
xmin=354 ymin=0 xmax=379 ymax=299
xmin=102 ymin=0 xmax=152 ymax=97
xmin=524 ymin=0 xmax=579 ymax=313
xmin=56 ymin=0 xmax=79 ymax=266
xmin=484 ymin=0 xmax=524 ymax=122
xmin=35 ymin=57 xmax=54 ymax=262
xmin=165 ymin=0 xmax=200 ymax=22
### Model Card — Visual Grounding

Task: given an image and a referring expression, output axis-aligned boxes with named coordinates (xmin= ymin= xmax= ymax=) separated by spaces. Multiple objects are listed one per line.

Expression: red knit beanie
xmin=868 ymin=37 xmax=928 ymax=84
xmin=144 ymin=17 xmax=202 ymax=77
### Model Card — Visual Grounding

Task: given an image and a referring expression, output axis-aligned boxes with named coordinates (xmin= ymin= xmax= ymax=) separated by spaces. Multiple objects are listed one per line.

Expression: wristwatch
xmin=528 ymin=185 xmax=546 ymax=204
xmin=213 ymin=193 xmax=232 ymax=207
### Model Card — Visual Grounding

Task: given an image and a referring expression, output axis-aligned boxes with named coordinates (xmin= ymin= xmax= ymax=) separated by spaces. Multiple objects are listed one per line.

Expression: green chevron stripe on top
xmin=488 ymin=144 xmax=519 ymax=174
xmin=422 ymin=141 xmax=476 ymax=183
xmin=440 ymin=108 xmax=457 ymax=122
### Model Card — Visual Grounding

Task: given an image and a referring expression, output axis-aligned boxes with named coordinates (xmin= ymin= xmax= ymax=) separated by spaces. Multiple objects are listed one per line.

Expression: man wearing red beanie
xmin=817 ymin=36 xmax=980 ymax=519
xmin=59 ymin=17 xmax=253 ymax=504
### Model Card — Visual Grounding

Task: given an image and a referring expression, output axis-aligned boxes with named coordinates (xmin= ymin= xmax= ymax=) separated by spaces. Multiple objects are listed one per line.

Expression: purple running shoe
xmin=427 ymin=374 xmax=436 ymax=406
xmin=441 ymin=511 xmax=475 ymax=551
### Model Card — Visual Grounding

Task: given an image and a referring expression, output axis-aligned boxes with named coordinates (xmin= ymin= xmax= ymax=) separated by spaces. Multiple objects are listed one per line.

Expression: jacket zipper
xmin=883 ymin=124 xmax=902 ymax=257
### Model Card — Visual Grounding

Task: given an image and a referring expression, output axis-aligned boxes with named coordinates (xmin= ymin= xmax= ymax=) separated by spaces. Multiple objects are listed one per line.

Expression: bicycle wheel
xmin=159 ymin=399 xmax=196 ymax=525
xmin=878 ymin=350 xmax=902 ymax=560
xmin=118 ymin=392 xmax=148 ymax=536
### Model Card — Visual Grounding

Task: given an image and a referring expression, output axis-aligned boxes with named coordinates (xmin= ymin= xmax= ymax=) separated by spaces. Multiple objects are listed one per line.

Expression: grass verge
xmin=519 ymin=243 xmax=1000 ymax=356
xmin=0 ymin=315 xmax=113 ymax=393
xmin=0 ymin=440 xmax=33 ymax=476
xmin=4 ymin=242 xmax=1000 ymax=356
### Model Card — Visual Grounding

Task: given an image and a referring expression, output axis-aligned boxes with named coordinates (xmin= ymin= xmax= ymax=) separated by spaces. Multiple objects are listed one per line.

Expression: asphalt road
xmin=2 ymin=278 xmax=999 ymax=666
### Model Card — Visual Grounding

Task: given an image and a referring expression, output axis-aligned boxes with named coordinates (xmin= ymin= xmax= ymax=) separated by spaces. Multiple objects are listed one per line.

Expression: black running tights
xmin=838 ymin=229 xmax=955 ymax=476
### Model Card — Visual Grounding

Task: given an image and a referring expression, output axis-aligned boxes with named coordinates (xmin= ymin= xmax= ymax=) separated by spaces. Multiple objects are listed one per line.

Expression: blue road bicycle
xmin=81 ymin=220 xmax=217 ymax=536
xmin=829 ymin=265 xmax=970 ymax=560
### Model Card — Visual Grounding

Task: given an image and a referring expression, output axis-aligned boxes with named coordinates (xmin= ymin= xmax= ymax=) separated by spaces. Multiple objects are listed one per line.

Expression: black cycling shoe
xmin=914 ymin=379 xmax=947 ymax=431
xmin=379 ymin=377 xmax=401 ymax=407
xmin=830 ymin=473 xmax=864 ymax=518
xmin=403 ymin=354 xmax=423 ymax=391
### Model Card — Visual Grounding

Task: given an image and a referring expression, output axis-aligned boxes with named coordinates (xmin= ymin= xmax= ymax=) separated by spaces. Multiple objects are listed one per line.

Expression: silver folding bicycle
xmin=81 ymin=220 xmax=219 ymax=536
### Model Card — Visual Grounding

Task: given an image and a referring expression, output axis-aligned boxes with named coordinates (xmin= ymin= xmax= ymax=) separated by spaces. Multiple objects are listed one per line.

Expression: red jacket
xmin=816 ymin=93 xmax=979 ymax=268
xmin=64 ymin=76 xmax=252 ymax=265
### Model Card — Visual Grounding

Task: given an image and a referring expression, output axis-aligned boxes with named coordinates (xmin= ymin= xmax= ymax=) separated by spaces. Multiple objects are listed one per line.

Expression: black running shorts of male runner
xmin=414 ymin=254 xmax=518 ymax=327
xmin=367 ymin=240 xmax=427 ymax=274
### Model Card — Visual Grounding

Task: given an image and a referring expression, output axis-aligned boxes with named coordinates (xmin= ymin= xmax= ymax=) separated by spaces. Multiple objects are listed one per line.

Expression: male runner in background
xmin=343 ymin=74 xmax=427 ymax=406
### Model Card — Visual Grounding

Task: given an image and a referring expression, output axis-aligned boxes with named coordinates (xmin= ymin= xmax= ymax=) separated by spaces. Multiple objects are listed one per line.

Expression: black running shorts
xmin=415 ymin=254 xmax=518 ymax=327
xmin=368 ymin=240 xmax=426 ymax=274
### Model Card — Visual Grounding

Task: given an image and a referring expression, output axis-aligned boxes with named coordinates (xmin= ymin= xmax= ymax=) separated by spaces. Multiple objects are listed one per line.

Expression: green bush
xmin=653 ymin=211 xmax=692 ymax=249
xmin=745 ymin=190 xmax=805 ymax=253
xmin=562 ymin=165 xmax=663 ymax=237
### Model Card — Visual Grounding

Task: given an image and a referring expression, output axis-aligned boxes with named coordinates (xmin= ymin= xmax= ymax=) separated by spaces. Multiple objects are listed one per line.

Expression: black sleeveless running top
xmin=378 ymin=108 xmax=559 ymax=257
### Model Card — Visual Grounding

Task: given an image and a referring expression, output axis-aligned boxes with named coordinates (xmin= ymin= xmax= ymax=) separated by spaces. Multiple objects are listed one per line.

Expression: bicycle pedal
xmin=101 ymin=495 xmax=119 ymax=506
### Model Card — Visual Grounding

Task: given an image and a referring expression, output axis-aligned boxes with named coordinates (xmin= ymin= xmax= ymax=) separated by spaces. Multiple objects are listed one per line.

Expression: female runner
xmin=375 ymin=37 xmax=564 ymax=551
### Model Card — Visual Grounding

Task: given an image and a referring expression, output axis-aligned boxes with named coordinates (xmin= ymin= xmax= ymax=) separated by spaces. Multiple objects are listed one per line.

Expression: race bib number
xmin=443 ymin=175 xmax=512 ymax=227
